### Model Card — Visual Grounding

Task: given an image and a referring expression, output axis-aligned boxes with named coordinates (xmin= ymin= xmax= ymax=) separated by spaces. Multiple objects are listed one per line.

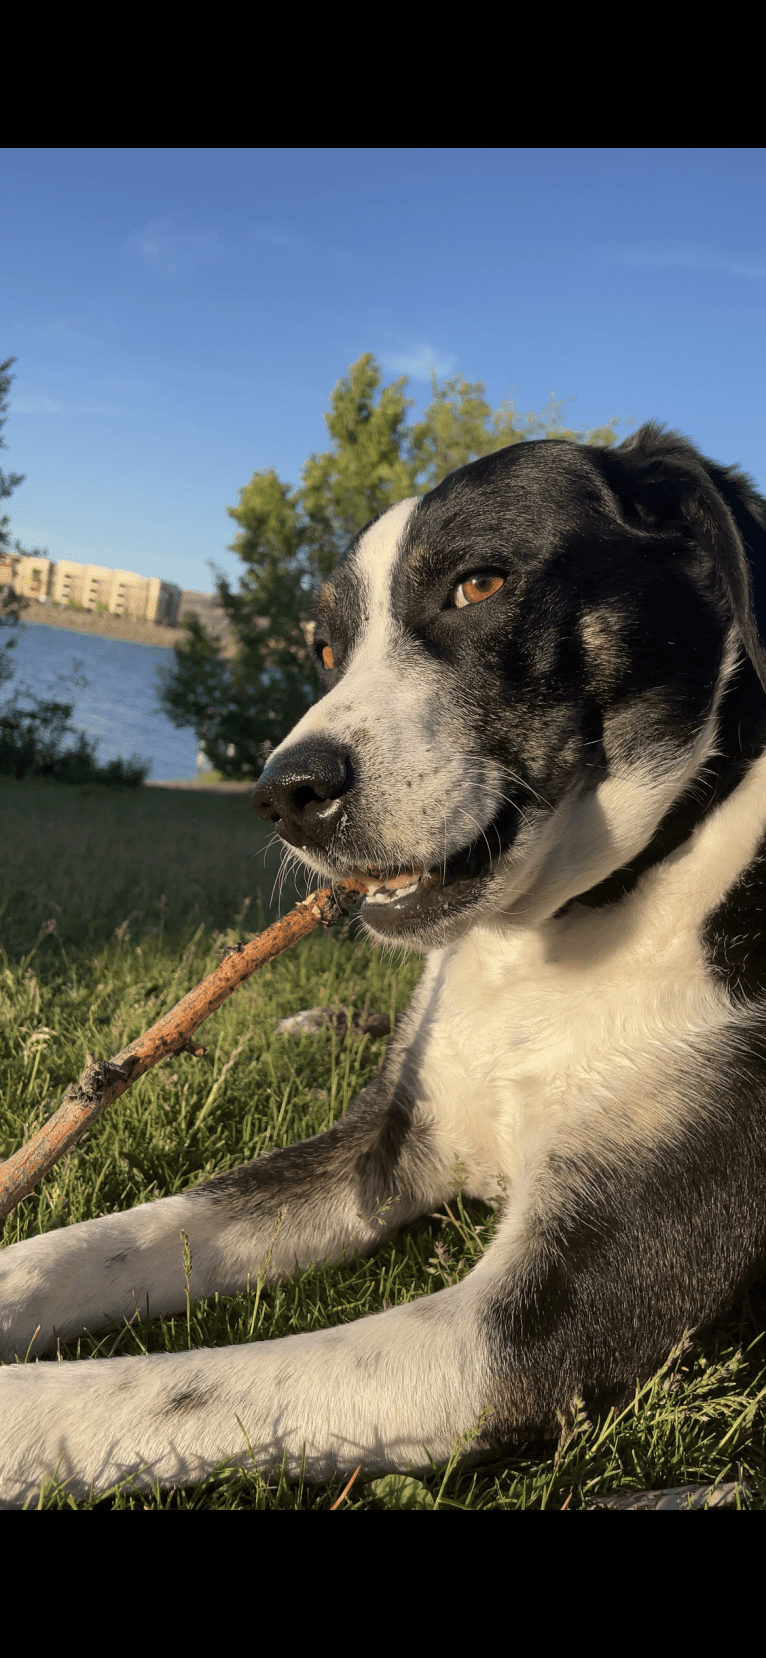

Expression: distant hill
xmin=178 ymin=590 xmax=235 ymax=641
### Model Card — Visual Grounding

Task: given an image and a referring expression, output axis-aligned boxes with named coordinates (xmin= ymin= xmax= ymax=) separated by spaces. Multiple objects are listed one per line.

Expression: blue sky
xmin=3 ymin=147 xmax=766 ymax=595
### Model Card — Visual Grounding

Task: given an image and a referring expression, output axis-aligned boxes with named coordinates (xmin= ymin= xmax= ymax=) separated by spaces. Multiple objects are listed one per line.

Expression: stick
xmin=0 ymin=877 xmax=368 ymax=1222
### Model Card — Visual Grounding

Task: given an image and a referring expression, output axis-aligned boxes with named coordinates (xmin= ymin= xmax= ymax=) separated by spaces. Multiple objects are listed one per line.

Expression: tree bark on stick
xmin=0 ymin=878 xmax=368 ymax=1223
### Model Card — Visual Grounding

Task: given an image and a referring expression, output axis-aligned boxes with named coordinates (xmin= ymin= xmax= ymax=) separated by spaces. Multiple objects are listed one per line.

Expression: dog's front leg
xmin=0 ymin=1264 xmax=493 ymax=1504
xmin=0 ymin=1075 xmax=446 ymax=1364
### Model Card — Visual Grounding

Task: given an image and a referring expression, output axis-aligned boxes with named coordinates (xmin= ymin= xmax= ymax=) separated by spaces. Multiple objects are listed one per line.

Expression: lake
xmin=4 ymin=621 xmax=203 ymax=781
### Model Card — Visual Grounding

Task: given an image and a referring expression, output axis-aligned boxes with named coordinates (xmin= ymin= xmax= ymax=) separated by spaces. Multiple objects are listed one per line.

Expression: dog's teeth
xmin=356 ymin=867 xmax=424 ymax=893
xmin=365 ymin=881 xmax=421 ymax=906
xmin=357 ymin=869 xmax=425 ymax=905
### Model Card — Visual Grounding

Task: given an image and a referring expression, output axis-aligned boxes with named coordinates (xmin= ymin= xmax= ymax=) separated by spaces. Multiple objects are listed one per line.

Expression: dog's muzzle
xmin=252 ymin=739 xmax=351 ymax=852
xmin=252 ymin=738 xmax=505 ymax=935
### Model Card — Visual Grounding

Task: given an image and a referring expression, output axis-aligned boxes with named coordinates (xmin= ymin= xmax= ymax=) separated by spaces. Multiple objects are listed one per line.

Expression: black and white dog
xmin=3 ymin=422 xmax=766 ymax=1503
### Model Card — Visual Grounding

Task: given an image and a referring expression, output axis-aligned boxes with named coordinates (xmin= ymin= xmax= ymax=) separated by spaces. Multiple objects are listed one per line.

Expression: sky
xmin=2 ymin=147 xmax=766 ymax=596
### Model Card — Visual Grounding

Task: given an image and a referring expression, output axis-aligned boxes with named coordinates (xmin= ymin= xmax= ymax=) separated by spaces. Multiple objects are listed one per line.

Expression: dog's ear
xmin=602 ymin=422 xmax=766 ymax=695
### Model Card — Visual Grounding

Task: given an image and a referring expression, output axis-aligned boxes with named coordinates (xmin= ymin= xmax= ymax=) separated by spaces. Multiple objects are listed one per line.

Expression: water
xmin=3 ymin=621 xmax=203 ymax=781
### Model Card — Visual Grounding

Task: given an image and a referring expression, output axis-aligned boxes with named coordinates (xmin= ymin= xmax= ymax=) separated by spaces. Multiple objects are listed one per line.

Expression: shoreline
xmin=19 ymin=600 xmax=187 ymax=647
xmin=17 ymin=599 xmax=235 ymax=653
xmin=144 ymin=779 xmax=254 ymax=793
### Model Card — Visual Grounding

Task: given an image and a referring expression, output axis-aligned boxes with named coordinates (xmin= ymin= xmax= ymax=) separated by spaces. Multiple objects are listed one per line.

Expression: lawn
xmin=1 ymin=776 xmax=765 ymax=1509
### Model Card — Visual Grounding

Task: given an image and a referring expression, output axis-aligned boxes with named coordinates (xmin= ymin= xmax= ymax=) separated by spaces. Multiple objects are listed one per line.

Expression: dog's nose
xmin=252 ymin=740 xmax=352 ymax=850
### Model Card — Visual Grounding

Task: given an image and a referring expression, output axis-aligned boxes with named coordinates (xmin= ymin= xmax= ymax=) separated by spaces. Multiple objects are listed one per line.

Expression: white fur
xmin=0 ymin=1258 xmax=499 ymax=1504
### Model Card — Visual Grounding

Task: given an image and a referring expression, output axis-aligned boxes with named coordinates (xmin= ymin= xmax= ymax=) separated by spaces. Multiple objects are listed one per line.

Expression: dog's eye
xmin=316 ymin=641 xmax=334 ymax=671
xmin=453 ymin=572 xmax=505 ymax=608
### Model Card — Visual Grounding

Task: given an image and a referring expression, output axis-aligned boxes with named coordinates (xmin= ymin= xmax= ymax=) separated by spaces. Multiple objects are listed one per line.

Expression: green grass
xmin=2 ymin=775 xmax=766 ymax=1509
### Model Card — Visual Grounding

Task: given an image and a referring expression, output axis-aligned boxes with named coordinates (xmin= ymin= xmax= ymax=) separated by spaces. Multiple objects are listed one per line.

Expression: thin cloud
xmin=12 ymin=396 xmax=63 ymax=415
xmin=126 ymin=215 xmax=226 ymax=277
xmin=247 ymin=224 xmax=355 ymax=275
xmin=380 ymin=344 xmax=458 ymax=383
xmin=33 ymin=318 xmax=105 ymax=351
xmin=602 ymin=246 xmax=766 ymax=280
xmin=13 ymin=392 xmax=159 ymax=421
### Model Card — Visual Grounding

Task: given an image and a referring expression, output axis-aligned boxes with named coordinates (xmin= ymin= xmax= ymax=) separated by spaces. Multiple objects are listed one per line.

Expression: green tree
xmin=408 ymin=376 xmax=623 ymax=490
xmin=0 ymin=358 xmax=147 ymax=785
xmin=0 ymin=357 xmax=31 ymax=689
xmin=161 ymin=471 xmax=318 ymax=776
xmin=159 ymin=355 xmax=421 ymax=777
xmin=0 ymin=357 xmax=26 ymax=557
xmin=157 ymin=355 xmax=627 ymax=775
xmin=300 ymin=353 xmax=418 ymax=573
xmin=408 ymin=372 xmax=502 ymax=486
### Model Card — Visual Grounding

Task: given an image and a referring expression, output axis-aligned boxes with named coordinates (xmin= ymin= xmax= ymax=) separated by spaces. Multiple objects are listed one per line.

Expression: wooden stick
xmin=0 ymin=877 xmax=368 ymax=1222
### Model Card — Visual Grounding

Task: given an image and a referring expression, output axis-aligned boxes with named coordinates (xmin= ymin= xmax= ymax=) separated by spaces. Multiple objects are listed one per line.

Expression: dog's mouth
xmin=350 ymin=820 xmax=507 ymax=934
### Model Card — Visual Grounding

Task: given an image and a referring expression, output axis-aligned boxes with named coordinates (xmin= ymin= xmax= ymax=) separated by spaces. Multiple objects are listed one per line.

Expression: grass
xmin=2 ymin=775 xmax=766 ymax=1509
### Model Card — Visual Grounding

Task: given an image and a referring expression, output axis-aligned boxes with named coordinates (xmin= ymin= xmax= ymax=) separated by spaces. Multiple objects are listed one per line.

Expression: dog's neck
xmin=564 ymin=655 xmax=766 ymax=914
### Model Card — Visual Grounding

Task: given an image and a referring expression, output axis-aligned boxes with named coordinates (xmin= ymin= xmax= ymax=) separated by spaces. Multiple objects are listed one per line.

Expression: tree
xmin=0 ymin=357 xmax=31 ymax=690
xmin=300 ymin=353 xmax=418 ymax=573
xmin=158 ymin=470 xmax=318 ymax=777
xmin=0 ymin=359 xmax=147 ymax=787
xmin=157 ymin=356 xmax=627 ymax=775
xmin=159 ymin=355 xmax=422 ymax=777
xmin=408 ymin=376 xmax=623 ymax=491
xmin=0 ymin=358 xmax=26 ymax=556
xmin=1 ymin=356 xmax=59 ymax=676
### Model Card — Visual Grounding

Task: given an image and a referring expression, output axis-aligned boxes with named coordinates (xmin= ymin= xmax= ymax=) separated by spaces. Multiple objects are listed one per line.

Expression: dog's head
xmin=253 ymin=424 xmax=766 ymax=949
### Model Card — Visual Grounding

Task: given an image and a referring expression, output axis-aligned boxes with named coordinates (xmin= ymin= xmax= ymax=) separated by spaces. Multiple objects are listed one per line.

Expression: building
xmin=5 ymin=554 xmax=181 ymax=625
xmin=4 ymin=553 xmax=53 ymax=601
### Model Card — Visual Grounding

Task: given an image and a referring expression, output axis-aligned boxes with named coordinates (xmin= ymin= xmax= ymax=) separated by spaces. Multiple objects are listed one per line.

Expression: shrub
xmin=0 ymin=689 xmax=149 ymax=786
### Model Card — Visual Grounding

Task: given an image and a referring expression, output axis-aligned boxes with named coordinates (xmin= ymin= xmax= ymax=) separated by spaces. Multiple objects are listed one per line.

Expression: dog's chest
xmin=399 ymin=846 xmax=742 ymax=1197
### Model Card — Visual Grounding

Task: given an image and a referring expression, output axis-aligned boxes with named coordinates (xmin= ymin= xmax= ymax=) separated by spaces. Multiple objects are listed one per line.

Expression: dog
xmin=3 ymin=422 xmax=766 ymax=1504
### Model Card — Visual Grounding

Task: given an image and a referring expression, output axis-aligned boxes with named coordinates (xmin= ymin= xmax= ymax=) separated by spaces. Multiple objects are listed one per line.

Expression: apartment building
xmin=2 ymin=554 xmax=181 ymax=624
